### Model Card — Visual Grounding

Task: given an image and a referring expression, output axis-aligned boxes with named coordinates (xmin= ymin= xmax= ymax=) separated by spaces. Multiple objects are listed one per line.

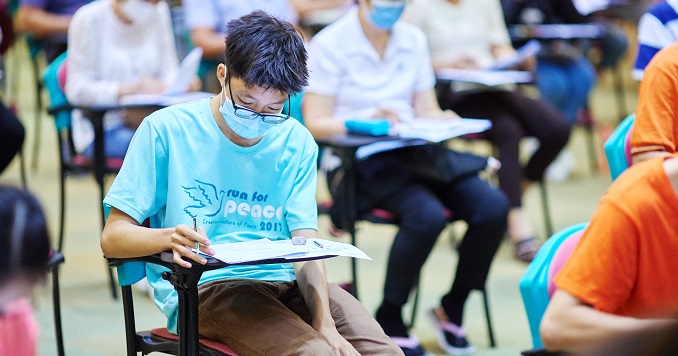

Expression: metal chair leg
xmin=52 ymin=262 xmax=65 ymax=356
xmin=30 ymin=57 xmax=43 ymax=171
xmin=18 ymin=149 xmax=27 ymax=188
xmin=539 ymin=182 xmax=554 ymax=237
xmin=480 ymin=288 xmax=496 ymax=348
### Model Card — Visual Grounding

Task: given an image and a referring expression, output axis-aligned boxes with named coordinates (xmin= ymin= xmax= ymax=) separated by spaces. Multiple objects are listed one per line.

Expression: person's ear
xmin=217 ymin=64 xmax=227 ymax=88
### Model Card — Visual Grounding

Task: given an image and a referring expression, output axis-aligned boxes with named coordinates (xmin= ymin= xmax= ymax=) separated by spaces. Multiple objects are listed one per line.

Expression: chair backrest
xmin=42 ymin=51 xmax=71 ymax=131
xmin=519 ymin=223 xmax=588 ymax=348
xmin=604 ymin=113 xmax=634 ymax=181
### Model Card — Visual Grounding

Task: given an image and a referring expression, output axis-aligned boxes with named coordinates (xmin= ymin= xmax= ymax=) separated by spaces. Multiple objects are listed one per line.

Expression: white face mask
xmin=120 ymin=0 xmax=159 ymax=25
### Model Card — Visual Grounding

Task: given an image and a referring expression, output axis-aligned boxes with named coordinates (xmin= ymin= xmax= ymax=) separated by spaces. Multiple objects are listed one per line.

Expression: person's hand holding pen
xmin=169 ymin=216 xmax=214 ymax=268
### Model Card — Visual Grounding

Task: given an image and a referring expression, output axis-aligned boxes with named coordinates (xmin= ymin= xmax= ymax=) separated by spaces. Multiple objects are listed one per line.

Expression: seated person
xmin=404 ymin=0 xmax=570 ymax=263
xmin=633 ymin=0 xmax=678 ymax=80
xmin=182 ymin=0 xmax=298 ymax=91
xmin=0 ymin=186 xmax=52 ymax=355
xmin=65 ymin=0 xmax=197 ymax=160
xmin=0 ymin=20 xmax=24 ymax=176
xmin=631 ymin=42 xmax=678 ymax=164
xmin=540 ymin=154 xmax=678 ymax=353
xmin=0 ymin=102 xmax=24 ymax=175
xmin=293 ymin=0 xmax=353 ymax=38
xmin=303 ymin=1 xmax=509 ymax=355
xmin=502 ymin=0 xmax=597 ymax=126
xmin=100 ymin=11 xmax=402 ymax=356
xmin=14 ymin=0 xmax=93 ymax=62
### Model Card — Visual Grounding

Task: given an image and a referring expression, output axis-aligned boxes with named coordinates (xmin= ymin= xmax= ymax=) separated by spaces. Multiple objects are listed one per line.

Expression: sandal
xmin=514 ymin=237 xmax=542 ymax=263
xmin=389 ymin=335 xmax=433 ymax=356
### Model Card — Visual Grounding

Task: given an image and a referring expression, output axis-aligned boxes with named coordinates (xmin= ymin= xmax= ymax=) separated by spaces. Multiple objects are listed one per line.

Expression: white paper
xmin=201 ymin=238 xmax=371 ymax=265
xmin=164 ymin=47 xmax=203 ymax=95
xmin=119 ymin=47 xmax=207 ymax=106
xmin=394 ymin=118 xmax=492 ymax=143
xmin=572 ymin=0 xmax=610 ymax=15
xmin=490 ymin=40 xmax=541 ymax=70
xmin=119 ymin=91 xmax=213 ymax=106
xmin=435 ymin=68 xmax=533 ymax=86
xmin=510 ymin=24 xmax=604 ymax=40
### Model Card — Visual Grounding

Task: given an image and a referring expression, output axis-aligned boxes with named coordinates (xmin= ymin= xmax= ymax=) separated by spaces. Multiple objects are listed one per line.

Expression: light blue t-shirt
xmin=104 ymin=98 xmax=318 ymax=333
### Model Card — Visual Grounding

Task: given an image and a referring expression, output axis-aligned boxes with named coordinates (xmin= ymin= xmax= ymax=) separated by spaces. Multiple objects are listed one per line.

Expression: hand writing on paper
xmin=170 ymin=224 xmax=214 ymax=268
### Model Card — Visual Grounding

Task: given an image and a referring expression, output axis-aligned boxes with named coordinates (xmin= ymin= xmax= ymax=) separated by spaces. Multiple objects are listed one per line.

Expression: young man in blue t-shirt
xmin=101 ymin=11 xmax=402 ymax=356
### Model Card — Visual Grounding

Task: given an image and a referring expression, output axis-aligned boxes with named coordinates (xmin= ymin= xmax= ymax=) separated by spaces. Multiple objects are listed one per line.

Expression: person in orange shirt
xmin=539 ymin=154 xmax=678 ymax=354
xmin=631 ymin=42 xmax=678 ymax=164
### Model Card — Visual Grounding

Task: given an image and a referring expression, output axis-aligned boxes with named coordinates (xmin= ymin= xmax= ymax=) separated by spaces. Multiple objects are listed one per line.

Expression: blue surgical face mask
xmin=369 ymin=0 xmax=406 ymax=30
xmin=219 ymin=90 xmax=278 ymax=139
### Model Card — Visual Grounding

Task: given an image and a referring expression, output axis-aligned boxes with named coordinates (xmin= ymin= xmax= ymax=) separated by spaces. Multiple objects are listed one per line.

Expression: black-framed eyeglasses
xmin=227 ymin=76 xmax=290 ymax=124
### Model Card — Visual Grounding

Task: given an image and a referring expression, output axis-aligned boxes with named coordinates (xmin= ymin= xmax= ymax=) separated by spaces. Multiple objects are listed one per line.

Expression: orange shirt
xmin=631 ymin=42 xmax=678 ymax=155
xmin=555 ymin=156 xmax=678 ymax=318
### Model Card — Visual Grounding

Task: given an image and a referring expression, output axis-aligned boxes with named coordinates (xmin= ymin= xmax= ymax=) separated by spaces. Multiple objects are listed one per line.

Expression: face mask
xmin=120 ymin=0 xmax=158 ymax=25
xmin=219 ymin=90 xmax=278 ymax=139
xmin=369 ymin=0 xmax=406 ymax=30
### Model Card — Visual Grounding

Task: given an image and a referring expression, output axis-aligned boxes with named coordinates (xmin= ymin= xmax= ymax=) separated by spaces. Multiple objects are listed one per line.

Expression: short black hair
xmin=224 ymin=10 xmax=308 ymax=95
xmin=0 ymin=186 xmax=51 ymax=285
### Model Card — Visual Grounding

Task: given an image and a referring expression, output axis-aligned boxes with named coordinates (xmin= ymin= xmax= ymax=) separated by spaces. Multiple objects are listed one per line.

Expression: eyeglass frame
xmin=226 ymin=74 xmax=291 ymax=124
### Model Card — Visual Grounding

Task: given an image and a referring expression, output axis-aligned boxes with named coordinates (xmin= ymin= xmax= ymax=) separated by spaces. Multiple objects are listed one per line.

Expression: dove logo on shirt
xmin=182 ymin=180 xmax=283 ymax=223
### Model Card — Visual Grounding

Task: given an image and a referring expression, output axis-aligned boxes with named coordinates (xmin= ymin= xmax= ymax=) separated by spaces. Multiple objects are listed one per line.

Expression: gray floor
xmin=0 ymin=38 xmax=639 ymax=355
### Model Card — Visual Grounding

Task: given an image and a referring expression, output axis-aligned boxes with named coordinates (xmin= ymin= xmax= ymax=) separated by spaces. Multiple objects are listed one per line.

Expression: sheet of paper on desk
xmin=206 ymin=238 xmax=371 ymax=264
xmin=119 ymin=91 xmax=213 ymax=106
xmin=164 ymin=47 xmax=203 ymax=95
xmin=490 ymin=40 xmax=541 ymax=70
xmin=119 ymin=47 xmax=209 ymax=106
xmin=435 ymin=68 xmax=533 ymax=86
xmin=394 ymin=118 xmax=492 ymax=143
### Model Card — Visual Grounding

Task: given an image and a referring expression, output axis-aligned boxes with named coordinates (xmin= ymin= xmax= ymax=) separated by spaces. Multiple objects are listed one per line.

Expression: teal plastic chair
xmin=519 ymin=223 xmax=588 ymax=348
xmin=604 ymin=113 xmax=634 ymax=181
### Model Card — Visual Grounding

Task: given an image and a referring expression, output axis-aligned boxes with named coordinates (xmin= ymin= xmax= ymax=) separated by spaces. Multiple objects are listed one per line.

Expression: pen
xmin=313 ymin=240 xmax=323 ymax=249
xmin=193 ymin=217 xmax=199 ymax=251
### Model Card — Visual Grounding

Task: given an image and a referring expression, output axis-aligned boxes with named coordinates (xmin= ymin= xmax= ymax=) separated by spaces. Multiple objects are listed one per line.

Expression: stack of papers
xmin=490 ymin=40 xmax=541 ymax=70
xmin=435 ymin=69 xmax=533 ymax=86
xmin=202 ymin=238 xmax=371 ymax=265
xmin=509 ymin=24 xmax=604 ymax=40
xmin=394 ymin=118 xmax=492 ymax=143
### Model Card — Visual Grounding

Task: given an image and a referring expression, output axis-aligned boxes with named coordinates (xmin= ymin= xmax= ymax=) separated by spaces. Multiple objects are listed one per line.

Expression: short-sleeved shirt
xmin=404 ymin=0 xmax=511 ymax=69
xmin=555 ymin=155 xmax=678 ymax=318
xmin=182 ymin=0 xmax=298 ymax=34
xmin=633 ymin=0 xmax=678 ymax=80
xmin=630 ymin=42 xmax=678 ymax=156
xmin=104 ymin=98 xmax=319 ymax=333
xmin=306 ymin=6 xmax=435 ymax=121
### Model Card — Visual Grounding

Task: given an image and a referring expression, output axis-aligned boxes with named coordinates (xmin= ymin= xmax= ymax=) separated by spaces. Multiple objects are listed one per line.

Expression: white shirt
xmin=307 ymin=6 xmax=434 ymax=160
xmin=65 ymin=0 xmax=179 ymax=153
xmin=307 ymin=6 xmax=435 ymax=121
xmin=403 ymin=0 xmax=511 ymax=69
